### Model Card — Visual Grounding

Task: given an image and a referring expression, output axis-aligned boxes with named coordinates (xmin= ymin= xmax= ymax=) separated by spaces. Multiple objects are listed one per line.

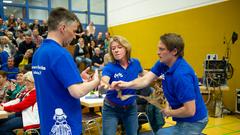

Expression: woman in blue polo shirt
xmin=100 ymin=35 xmax=143 ymax=135
xmin=111 ymin=33 xmax=208 ymax=135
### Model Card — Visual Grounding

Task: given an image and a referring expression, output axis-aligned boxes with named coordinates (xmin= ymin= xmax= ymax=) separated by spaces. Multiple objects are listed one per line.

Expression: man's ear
xmin=172 ymin=48 xmax=178 ymax=56
xmin=58 ymin=24 xmax=65 ymax=33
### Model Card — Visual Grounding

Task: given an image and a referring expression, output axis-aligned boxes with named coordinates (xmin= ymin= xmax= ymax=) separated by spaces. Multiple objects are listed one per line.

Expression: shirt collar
xmin=166 ymin=57 xmax=183 ymax=74
xmin=115 ymin=58 xmax=133 ymax=66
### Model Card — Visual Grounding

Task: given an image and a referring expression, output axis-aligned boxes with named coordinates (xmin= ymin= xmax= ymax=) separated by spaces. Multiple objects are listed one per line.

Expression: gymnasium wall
xmin=108 ymin=0 xmax=240 ymax=111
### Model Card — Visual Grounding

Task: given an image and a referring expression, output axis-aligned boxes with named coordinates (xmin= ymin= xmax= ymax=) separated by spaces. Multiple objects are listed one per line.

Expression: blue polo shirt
xmin=32 ymin=39 xmax=83 ymax=135
xmin=102 ymin=58 xmax=143 ymax=106
xmin=1 ymin=64 xmax=19 ymax=80
xmin=151 ymin=57 xmax=207 ymax=122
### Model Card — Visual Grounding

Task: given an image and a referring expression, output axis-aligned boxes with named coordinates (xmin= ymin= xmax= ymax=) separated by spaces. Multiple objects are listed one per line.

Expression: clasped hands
xmin=80 ymin=67 xmax=99 ymax=82
xmin=98 ymin=80 xmax=129 ymax=91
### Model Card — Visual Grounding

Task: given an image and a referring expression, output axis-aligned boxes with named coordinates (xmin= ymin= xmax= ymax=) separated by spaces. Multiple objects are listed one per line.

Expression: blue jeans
xmin=102 ymin=100 xmax=138 ymax=135
xmin=156 ymin=116 xmax=208 ymax=135
xmin=0 ymin=114 xmax=23 ymax=135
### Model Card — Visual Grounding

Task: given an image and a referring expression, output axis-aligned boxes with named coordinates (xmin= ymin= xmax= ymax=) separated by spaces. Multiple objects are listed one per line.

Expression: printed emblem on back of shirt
xmin=50 ymin=108 xmax=72 ymax=135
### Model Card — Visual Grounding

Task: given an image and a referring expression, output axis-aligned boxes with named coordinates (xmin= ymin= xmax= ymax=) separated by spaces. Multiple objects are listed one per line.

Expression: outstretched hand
xmin=81 ymin=67 xmax=94 ymax=82
xmin=111 ymin=81 xmax=129 ymax=90
xmin=92 ymin=69 xmax=100 ymax=82
xmin=98 ymin=80 xmax=111 ymax=90
xmin=161 ymin=106 xmax=171 ymax=118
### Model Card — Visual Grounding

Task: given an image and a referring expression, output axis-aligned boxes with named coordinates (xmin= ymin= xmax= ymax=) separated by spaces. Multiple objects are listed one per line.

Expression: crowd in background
xmin=0 ymin=13 xmax=111 ymax=133
xmin=0 ymin=14 xmax=111 ymax=78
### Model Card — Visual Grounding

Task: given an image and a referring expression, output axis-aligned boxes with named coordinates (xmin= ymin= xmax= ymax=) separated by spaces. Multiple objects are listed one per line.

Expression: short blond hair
xmin=108 ymin=35 xmax=131 ymax=63
xmin=23 ymin=71 xmax=34 ymax=83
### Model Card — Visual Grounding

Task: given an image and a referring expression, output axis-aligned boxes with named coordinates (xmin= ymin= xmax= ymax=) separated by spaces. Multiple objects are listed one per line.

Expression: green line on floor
xmin=223 ymin=130 xmax=240 ymax=135
xmin=205 ymin=121 xmax=240 ymax=129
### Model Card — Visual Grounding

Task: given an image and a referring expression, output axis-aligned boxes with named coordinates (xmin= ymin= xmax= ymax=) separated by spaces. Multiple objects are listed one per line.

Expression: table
xmin=80 ymin=93 xmax=105 ymax=113
xmin=0 ymin=111 xmax=13 ymax=119
xmin=80 ymin=96 xmax=104 ymax=108
xmin=199 ymin=85 xmax=229 ymax=117
xmin=200 ymin=85 xmax=229 ymax=94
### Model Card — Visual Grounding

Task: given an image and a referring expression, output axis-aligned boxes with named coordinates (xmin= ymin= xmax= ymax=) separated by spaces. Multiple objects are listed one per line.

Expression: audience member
xmin=73 ymin=37 xmax=92 ymax=68
xmin=0 ymin=70 xmax=11 ymax=103
xmin=6 ymin=71 xmax=26 ymax=101
xmin=0 ymin=36 xmax=16 ymax=56
xmin=32 ymin=29 xmax=43 ymax=48
xmin=15 ymin=30 xmax=25 ymax=47
xmin=92 ymin=47 xmax=104 ymax=70
xmin=104 ymin=32 xmax=111 ymax=53
xmin=0 ymin=57 xmax=19 ymax=80
xmin=15 ymin=49 xmax=33 ymax=70
xmin=0 ymin=17 xmax=7 ymax=36
xmin=39 ymin=19 xmax=48 ymax=38
xmin=0 ymin=48 xmax=9 ymax=66
xmin=17 ymin=33 xmax=36 ymax=55
xmin=0 ymin=71 xmax=39 ymax=134
xmin=86 ymin=21 xmax=96 ymax=41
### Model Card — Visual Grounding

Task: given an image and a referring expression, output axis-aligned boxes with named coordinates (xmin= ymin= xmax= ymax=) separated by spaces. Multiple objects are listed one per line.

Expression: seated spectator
xmin=104 ymin=32 xmax=111 ymax=53
xmin=5 ymin=14 xmax=16 ymax=29
xmin=17 ymin=33 xmax=36 ymax=56
xmin=15 ymin=49 xmax=33 ymax=70
xmin=96 ymin=32 xmax=104 ymax=46
xmin=19 ymin=22 xmax=31 ymax=36
xmin=0 ymin=57 xmax=19 ymax=80
xmin=73 ymin=38 xmax=92 ymax=67
xmin=32 ymin=29 xmax=43 ymax=48
xmin=0 ymin=36 xmax=16 ymax=57
xmin=29 ymin=19 xmax=40 ymax=32
xmin=71 ymin=22 xmax=84 ymax=45
xmin=16 ymin=18 xmax=23 ymax=30
xmin=88 ymin=40 xmax=97 ymax=59
xmin=6 ymin=14 xmax=17 ymax=36
xmin=0 ymin=70 xmax=11 ymax=103
xmin=0 ymin=17 xmax=7 ymax=36
xmin=6 ymin=31 xmax=17 ymax=47
xmin=103 ymin=52 xmax=111 ymax=65
xmin=0 ymin=48 xmax=9 ymax=66
xmin=86 ymin=21 xmax=96 ymax=41
xmin=39 ymin=19 xmax=48 ymax=38
xmin=6 ymin=71 xmax=26 ymax=101
xmin=15 ymin=30 xmax=25 ymax=47
xmin=0 ymin=71 xmax=39 ymax=134
xmin=92 ymin=47 xmax=104 ymax=70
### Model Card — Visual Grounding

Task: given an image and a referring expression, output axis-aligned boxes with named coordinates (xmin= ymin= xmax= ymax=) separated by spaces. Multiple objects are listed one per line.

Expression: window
xmin=75 ymin=13 xmax=87 ymax=24
xmin=4 ymin=6 xmax=26 ymax=19
xmin=0 ymin=0 xmax=107 ymax=30
xmin=72 ymin=0 xmax=87 ymax=12
xmin=51 ymin=0 xmax=68 ymax=9
xmin=29 ymin=0 xmax=48 ymax=7
xmin=90 ymin=15 xmax=105 ymax=25
xmin=90 ymin=0 xmax=105 ymax=13
xmin=3 ymin=0 xmax=25 ymax=4
xmin=29 ymin=9 xmax=48 ymax=20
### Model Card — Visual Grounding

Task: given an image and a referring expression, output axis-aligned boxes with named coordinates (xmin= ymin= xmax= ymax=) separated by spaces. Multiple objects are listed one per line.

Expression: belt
xmin=104 ymin=97 xmax=134 ymax=110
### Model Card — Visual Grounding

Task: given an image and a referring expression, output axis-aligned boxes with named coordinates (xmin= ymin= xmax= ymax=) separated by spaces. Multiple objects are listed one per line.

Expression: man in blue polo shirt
xmin=112 ymin=33 xmax=208 ymax=135
xmin=32 ymin=7 xmax=100 ymax=135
